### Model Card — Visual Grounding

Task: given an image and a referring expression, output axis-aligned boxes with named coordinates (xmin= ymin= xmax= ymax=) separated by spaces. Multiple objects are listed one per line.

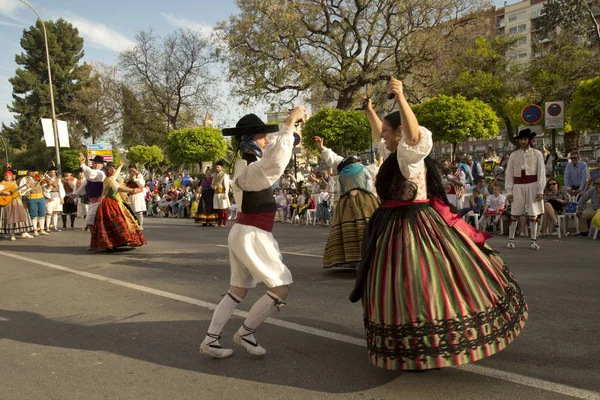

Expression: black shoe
xmin=574 ymin=232 xmax=588 ymax=237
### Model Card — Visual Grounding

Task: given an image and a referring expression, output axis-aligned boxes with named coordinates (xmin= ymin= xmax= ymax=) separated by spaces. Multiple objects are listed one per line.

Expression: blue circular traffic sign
xmin=293 ymin=133 xmax=301 ymax=147
xmin=522 ymin=105 xmax=543 ymax=124
xmin=547 ymin=103 xmax=562 ymax=117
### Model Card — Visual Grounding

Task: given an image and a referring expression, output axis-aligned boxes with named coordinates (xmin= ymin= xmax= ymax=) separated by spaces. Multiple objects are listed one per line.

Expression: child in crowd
xmin=479 ymin=185 xmax=506 ymax=231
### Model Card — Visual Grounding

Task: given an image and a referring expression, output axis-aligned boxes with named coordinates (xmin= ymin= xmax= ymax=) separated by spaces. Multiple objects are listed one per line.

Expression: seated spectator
xmin=468 ymin=177 xmax=489 ymax=199
xmin=274 ymin=188 xmax=289 ymax=221
xmin=564 ymin=154 xmax=588 ymax=195
xmin=459 ymin=188 xmax=484 ymax=219
xmin=479 ymin=186 xmax=506 ymax=231
xmin=583 ymin=157 xmax=600 ymax=191
xmin=540 ymin=178 xmax=569 ymax=237
xmin=575 ymin=177 xmax=600 ymax=237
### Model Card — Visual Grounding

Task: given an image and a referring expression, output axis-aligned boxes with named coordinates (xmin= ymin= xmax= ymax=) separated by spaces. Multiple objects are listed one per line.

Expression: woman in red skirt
xmin=350 ymin=78 xmax=527 ymax=371
xmin=90 ymin=161 xmax=146 ymax=251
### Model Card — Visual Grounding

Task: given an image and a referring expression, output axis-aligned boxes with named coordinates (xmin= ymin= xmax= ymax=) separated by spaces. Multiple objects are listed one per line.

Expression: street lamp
xmin=0 ymin=134 xmax=9 ymax=167
xmin=19 ymin=0 xmax=61 ymax=175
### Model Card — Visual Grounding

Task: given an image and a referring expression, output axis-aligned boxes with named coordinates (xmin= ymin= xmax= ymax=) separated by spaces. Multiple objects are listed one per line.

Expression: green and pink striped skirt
xmin=359 ymin=201 xmax=527 ymax=370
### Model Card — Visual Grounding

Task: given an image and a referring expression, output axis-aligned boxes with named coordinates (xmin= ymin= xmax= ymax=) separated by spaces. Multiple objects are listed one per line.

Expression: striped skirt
xmin=323 ymin=190 xmax=379 ymax=268
xmin=360 ymin=203 xmax=527 ymax=370
xmin=0 ymin=203 xmax=33 ymax=234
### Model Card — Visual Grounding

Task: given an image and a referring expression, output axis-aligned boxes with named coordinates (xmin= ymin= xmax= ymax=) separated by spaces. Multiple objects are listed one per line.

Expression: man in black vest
xmin=79 ymin=154 xmax=106 ymax=230
xmin=200 ymin=106 xmax=306 ymax=359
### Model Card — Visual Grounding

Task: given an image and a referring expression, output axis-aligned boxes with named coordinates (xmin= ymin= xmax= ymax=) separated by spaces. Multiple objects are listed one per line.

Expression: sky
xmin=0 ymin=0 xmax=510 ymax=134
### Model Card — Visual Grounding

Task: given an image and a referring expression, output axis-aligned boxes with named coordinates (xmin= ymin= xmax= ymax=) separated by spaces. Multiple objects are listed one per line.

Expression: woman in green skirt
xmin=349 ymin=78 xmax=528 ymax=371
xmin=314 ymin=136 xmax=380 ymax=268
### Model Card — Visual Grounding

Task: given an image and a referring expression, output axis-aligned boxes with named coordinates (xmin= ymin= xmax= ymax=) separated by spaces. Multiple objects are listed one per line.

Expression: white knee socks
xmin=136 ymin=212 xmax=144 ymax=227
xmin=52 ymin=214 xmax=59 ymax=230
xmin=237 ymin=291 xmax=285 ymax=343
xmin=45 ymin=215 xmax=52 ymax=231
xmin=31 ymin=218 xmax=38 ymax=232
xmin=203 ymin=292 xmax=242 ymax=346
xmin=529 ymin=220 xmax=539 ymax=241
xmin=508 ymin=219 xmax=518 ymax=241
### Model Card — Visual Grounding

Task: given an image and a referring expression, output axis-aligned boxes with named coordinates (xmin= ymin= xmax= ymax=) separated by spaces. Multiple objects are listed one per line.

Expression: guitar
xmin=0 ymin=184 xmax=29 ymax=207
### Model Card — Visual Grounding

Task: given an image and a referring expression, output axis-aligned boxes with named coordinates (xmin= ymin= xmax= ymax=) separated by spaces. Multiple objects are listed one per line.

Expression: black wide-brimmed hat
xmin=91 ymin=155 xmax=104 ymax=163
xmin=515 ymin=128 xmax=536 ymax=139
xmin=221 ymin=114 xmax=279 ymax=137
xmin=48 ymin=166 xmax=58 ymax=171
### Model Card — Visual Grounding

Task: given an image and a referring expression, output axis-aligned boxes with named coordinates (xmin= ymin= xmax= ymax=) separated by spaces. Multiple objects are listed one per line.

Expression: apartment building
xmin=494 ymin=0 xmax=546 ymax=63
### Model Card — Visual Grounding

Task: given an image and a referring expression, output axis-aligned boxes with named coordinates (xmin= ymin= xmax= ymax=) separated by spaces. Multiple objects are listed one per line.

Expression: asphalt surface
xmin=0 ymin=217 xmax=599 ymax=400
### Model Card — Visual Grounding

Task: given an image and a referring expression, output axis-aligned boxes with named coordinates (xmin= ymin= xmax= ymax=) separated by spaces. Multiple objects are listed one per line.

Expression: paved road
xmin=1 ymin=218 xmax=599 ymax=400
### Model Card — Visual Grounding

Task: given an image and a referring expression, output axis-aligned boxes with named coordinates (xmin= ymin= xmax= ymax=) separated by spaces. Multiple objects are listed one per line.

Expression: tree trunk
xmin=336 ymin=88 xmax=355 ymax=110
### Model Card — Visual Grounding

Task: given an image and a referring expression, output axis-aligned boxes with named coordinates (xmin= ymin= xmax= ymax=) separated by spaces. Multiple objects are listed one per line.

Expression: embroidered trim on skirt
xmin=323 ymin=190 xmax=379 ymax=268
xmin=1 ymin=203 xmax=33 ymax=234
xmin=194 ymin=190 xmax=217 ymax=225
xmin=359 ymin=203 xmax=527 ymax=370
xmin=90 ymin=197 xmax=146 ymax=250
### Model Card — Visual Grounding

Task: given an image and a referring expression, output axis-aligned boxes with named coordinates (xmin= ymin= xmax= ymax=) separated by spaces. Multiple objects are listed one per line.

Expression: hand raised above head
xmin=387 ymin=77 xmax=404 ymax=99
xmin=313 ymin=136 xmax=324 ymax=150
xmin=285 ymin=106 xmax=307 ymax=128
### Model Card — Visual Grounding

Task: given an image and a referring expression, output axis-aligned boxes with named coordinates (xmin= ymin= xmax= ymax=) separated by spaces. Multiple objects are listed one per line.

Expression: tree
xmin=120 ymin=85 xmax=168 ymax=148
xmin=119 ymin=28 xmax=220 ymax=131
xmin=537 ymin=0 xmax=600 ymax=44
xmin=127 ymin=145 xmax=165 ymax=170
xmin=301 ymin=108 xmax=371 ymax=155
xmin=165 ymin=127 xmax=227 ymax=166
xmin=3 ymin=19 xmax=90 ymax=149
xmin=412 ymin=95 xmax=499 ymax=161
xmin=69 ymin=64 xmax=120 ymax=144
xmin=218 ymin=0 xmax=489 ymax=110
xmin=442 ymin=36 xmax=525 ymax=147
xmin=527 ymin=31 xmax=600 ymax=108
xmin=569 ymin=77 xmax=600 ymax=133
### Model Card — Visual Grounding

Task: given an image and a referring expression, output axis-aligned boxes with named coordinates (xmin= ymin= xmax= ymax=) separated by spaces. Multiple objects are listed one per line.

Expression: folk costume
xmin=90 ymin=163 xmax=146 ymax=251
xmin=127 ymin=167 xmax=147 ymax=228
xmin=319 ymin=149 xmax=380 ymax=268
xmin=0 ymin=170 xmax=34 ymax=240
xmin=81 ymin=156 xmax=106 ymax=229
xmin=200 ymin=112 xmax=299 ymax=359
xmin=194 ymin=175 xmax=217 ymax=226
xmin=505 ymin=129 xmax=546 ymax=250
xmin=19 ymin=168 xmax=48 ymax=235
xmin=212 ymin=161 xmax=231 ymax=227
xmin=350 ymin=113 xmax=527 ymax=371
xmin=61 ymin=172 xmax=78 ymax=229
xmin=43 ymin=168 xmax=65 ymax=232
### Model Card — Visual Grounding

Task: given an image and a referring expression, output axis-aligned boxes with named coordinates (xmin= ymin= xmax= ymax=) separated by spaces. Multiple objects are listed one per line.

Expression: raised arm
xmin=388 ymin=78 xmax=420 ymax=146
xmin=362 ymin=97 xmax=382 ymax=142
xmin=314 ymin=136 xmax=344 ymax=170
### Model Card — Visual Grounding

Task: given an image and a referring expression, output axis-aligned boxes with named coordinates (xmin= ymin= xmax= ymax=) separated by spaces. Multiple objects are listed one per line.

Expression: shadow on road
xmin=0 ymin=309 xmax=401 ymax=393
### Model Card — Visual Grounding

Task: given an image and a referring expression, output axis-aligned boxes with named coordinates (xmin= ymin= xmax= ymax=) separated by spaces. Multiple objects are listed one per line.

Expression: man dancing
xmin=212 ymin=160 xmax=230 ymax=227
xmin=79 ymin=154 xmax=106 ymax=231
xmin=199 ymin=106 xmax=306 ymax=359
xmin=505 ymin=128 xmax=546 ymax=250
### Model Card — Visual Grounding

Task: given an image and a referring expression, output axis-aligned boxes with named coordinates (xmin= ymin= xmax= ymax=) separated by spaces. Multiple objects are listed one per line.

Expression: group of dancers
xmin=199 ymin=78 xmax=528 ymax=371
xmin=2 ymin=77 xmax=530 ymax=371
xmin=0 ymin=154 xmax=146 ymax=252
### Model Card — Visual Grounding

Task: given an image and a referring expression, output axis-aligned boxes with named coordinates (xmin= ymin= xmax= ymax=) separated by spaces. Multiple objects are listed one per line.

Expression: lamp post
xmin=19 ymin=0 xmax=61 ymax=175
xmin=0 ymin=134 xmax=9 ymax=167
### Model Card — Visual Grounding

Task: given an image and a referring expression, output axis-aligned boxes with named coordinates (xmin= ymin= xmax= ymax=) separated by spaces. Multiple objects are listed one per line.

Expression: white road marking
xmin=216 ymin=244 xmax=323 ymax=258
xmin=2 ymin=250 xmax=599 ymax=400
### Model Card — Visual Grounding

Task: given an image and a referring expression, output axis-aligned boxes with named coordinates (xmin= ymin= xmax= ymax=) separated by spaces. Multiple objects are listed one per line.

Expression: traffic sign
xmin=522 ymin=105 xmax=543 ymax=124
xmin=545 ymin=101 xmax=564 ymax=129
xmin=293 ymin=133 xmax=301 ymax=147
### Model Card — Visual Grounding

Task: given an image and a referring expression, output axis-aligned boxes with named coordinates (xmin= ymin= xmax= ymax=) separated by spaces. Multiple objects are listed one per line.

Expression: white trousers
xmin=86 ymin=202 xmax=100 ymax=226
xmin=228 ymin=224 xmax=293 ymax=289
xmin=511 ymin=182 xmax=544 ymax=216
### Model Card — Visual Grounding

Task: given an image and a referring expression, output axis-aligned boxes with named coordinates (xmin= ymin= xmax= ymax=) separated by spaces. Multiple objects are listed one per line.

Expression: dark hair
xmin=337 ymin=155 xmax=360 ymax=172
xmin=383 ymin=111 xmax=401 ymax=131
